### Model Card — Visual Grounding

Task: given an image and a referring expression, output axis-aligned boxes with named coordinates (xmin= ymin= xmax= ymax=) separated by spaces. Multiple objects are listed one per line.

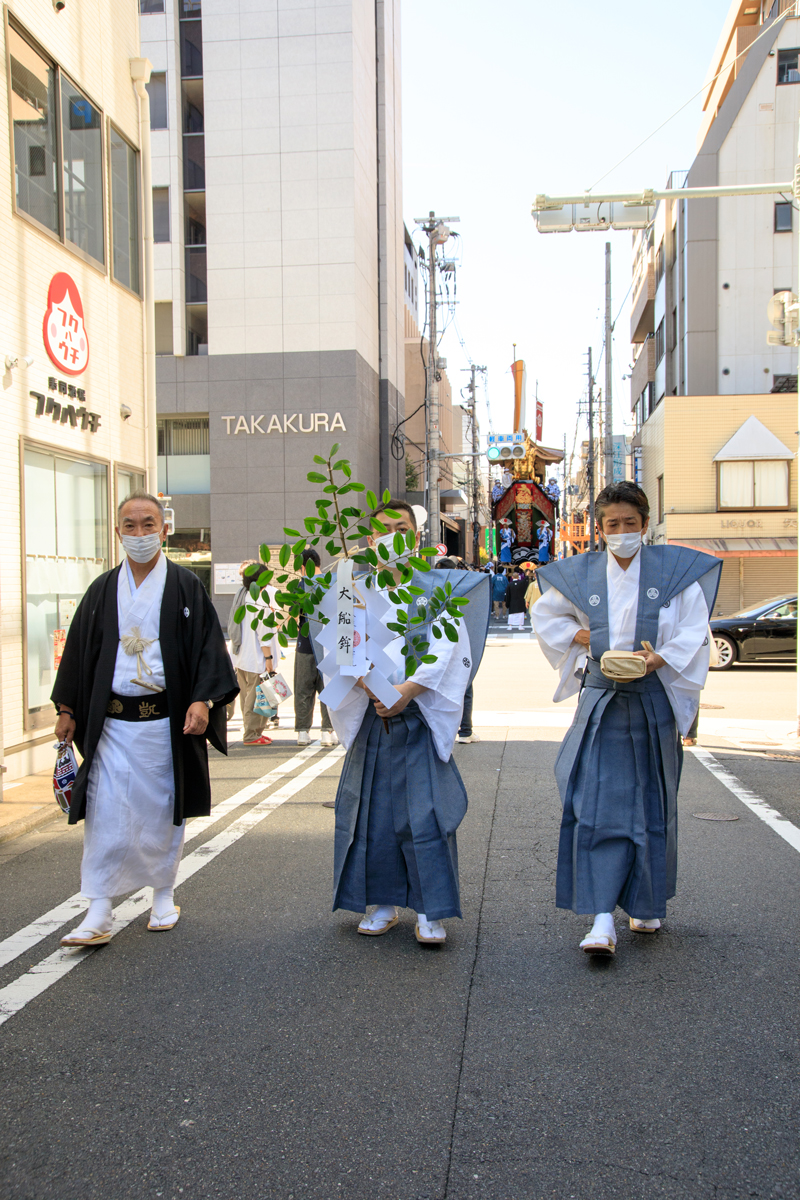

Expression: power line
xmin=589 ymin=11 xmax=784 ymax=190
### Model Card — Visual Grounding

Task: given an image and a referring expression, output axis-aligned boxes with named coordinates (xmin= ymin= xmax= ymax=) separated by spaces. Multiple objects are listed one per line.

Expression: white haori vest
xmin=81 ymin=554 xmax=184 ymax=899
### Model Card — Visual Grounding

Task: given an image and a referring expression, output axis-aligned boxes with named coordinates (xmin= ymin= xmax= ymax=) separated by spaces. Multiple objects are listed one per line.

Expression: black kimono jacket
xmin=51 ymin=559 xmax=239 ymax=826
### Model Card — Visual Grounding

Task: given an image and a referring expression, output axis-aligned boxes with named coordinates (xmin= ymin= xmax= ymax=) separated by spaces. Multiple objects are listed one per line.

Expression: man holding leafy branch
xmin=236 ymin=448 xmax=489 ymax=946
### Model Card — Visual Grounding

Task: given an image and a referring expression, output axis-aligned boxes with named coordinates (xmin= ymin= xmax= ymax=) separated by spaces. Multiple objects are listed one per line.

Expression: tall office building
xmin=139 ymin=0 xmax=405 ymax=606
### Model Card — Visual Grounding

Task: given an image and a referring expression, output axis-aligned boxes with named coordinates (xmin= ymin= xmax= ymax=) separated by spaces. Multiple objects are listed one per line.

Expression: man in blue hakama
xmin=532 ymin=482 xmax=721 ymax=957
xmin=318 ymin=500 xmax=490 ymax=945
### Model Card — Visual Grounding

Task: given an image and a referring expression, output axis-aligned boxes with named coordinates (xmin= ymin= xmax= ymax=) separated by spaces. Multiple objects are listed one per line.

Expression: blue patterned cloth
xmin=333 ymin=701 xmax=467 ymax=920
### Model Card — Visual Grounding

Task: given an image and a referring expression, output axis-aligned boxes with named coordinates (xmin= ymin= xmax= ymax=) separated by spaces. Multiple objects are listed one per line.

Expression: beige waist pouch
xmin=599 ymin=650 xmax=647 ymax=681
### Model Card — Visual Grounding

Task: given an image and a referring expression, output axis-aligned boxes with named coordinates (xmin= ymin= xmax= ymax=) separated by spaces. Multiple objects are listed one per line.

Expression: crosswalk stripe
xmin=0 ymin=747 xmax=343 ymax=1027
xmin=691 ymin=746 xmax=800 ymax=855
xmin=0 ymin=742 xmax=324 ymax=973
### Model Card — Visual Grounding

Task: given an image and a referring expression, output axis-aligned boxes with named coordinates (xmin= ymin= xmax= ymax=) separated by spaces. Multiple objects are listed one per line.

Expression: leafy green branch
xmin=234 ymin=445 xmax=469 ymax=678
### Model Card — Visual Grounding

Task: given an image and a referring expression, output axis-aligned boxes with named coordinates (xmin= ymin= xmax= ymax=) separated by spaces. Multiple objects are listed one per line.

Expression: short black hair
xmin=117 ymin=489 xmax=165 ymax=521
xmin=370 ymin=498 xmax=417 ymax=530
xmin=301 ymin=546 xmax=321 ymax=567
xmin=435 ymin=557 xmax=456 ymax=569
xmin=243 ymin=562 xmax=263 ymax=584
xmin=595 ymin=481 xmax=650 ymax=526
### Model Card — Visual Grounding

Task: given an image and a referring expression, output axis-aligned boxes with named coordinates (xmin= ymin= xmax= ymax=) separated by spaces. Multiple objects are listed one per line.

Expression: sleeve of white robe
xmin=413 ymin=617 xmax=471 ymax=762
xmin=654 ymin=581 xmax=711 ymax=736
xmin=530 ymin=587 xmax=590 ymax=703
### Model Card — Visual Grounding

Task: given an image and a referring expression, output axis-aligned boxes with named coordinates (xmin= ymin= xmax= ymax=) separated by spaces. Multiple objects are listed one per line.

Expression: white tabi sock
xmin=152 ymin=886 xmax=177 ymax=918
xmin=370 ymin=905 xmax=397 ymax=924
xmin=588 ymin=912 xmax=616 ymax=944
xmin=83 ymin=897 xmax=113 ymax=934
xmin=416 ymin=913 xmax=446 ymax=938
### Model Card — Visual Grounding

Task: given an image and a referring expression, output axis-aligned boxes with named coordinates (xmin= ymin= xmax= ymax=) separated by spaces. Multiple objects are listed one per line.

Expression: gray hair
xmin=117 ymin=489 xmax=165 ymax=521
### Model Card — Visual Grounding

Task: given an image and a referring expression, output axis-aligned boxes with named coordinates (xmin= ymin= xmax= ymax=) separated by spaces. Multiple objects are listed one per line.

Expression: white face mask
xmin=605 ymin=531 xmax=643 ymax=558
xmin=121 ymin=533 xmax=162 ymax=563
xmin=372 ymin=530 xmax=415 ymax=566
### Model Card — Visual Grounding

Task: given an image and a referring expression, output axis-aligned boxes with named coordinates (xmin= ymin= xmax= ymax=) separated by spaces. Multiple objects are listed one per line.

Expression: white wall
xmin=716 ymin=18 xmax=800 ymax=394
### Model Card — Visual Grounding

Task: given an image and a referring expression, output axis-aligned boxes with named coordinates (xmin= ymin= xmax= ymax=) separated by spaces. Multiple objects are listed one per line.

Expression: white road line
xmin=0 ymin=746 xmax=344 ymax=1028
xmin=691 ymin=746 xmax=800 ymax=855
xmin=0 ymin=743 xmax=324 ymax=972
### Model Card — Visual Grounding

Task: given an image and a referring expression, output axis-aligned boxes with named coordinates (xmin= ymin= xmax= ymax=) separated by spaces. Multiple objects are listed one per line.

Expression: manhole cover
xmin=699 ymin=703 xmax=724 ymax=710
xmin=693 ymin=812 xmax=740 ymax=821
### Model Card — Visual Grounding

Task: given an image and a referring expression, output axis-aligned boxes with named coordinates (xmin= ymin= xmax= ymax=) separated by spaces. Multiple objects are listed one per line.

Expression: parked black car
xmin=709 ymin=594 xmax=797 ymax=670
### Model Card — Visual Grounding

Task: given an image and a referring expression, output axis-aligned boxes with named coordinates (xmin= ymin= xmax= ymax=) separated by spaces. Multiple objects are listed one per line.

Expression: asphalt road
xmin=1 ymin=721 xmax=799 ymax=1200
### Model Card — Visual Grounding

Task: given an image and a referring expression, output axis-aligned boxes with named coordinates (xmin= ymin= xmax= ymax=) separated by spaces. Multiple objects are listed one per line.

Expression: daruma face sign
xmin=43 ymin=273 xmax=89 ymax=376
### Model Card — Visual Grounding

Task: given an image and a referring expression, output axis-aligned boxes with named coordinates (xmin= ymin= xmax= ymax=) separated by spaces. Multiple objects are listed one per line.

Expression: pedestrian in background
xmin=492 ymin=567 xmax=508 ymax=617
xmin=506 ymin=569 xmax=528 ymax=630
xmin=227 ymin=561 xmax=280 ymax=746
xmin=294 ymin=547 xmax=335 ymax=747
xmin=435 ymin=559 xmax=480 ymax=743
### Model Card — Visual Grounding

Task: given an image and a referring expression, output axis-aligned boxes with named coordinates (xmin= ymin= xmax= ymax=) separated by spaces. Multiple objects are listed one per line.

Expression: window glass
xmin=110 ymin=129 xmax=140 ymax=293
xmin=768 ymin=601 xmax=797 ymax=620
xmin=775 ymin=202 xmax=793 ymax=232
xmin=182 ymin=0 xmax=202 ymax=16
xmin=157 ymin=419 xmax=210 ymax=494
xmin=140 ymin=0 xmax=165 ymax=10
xmin=719 ymin=461 xmax=753 ymax=508
xmin=186 ymin=247 xmax=207 ymax=302
xmin=24 ymin=449 xmax=108 ymax=722
xmin=9 ymin=26 xmax=59 ymax=234
xmin=778 ymin=48 xmax=800 ymax=84
xmin=146 ymin=73 xmax=168 ymax=130
xmin=181 ymin=22 xmax=203 ymax=77
xmin=117 ymin=469 xmax=145 ymax=505
xmin=153 ymin=187 xmax=170 ymax=242
xmin=183 ymin=134 xmax=205 ymax=189
xmin=155 ymin=303 xmax=173 ymax=355
xmin=754 ymin=459 xmax=789 ymax=506
xmin=61 ymin=78 xmax=104 ymax=264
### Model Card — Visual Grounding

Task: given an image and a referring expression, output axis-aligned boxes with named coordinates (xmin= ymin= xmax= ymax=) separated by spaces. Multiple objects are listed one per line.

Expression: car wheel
xmin=711 ymin=633 xmax=737 ymax=670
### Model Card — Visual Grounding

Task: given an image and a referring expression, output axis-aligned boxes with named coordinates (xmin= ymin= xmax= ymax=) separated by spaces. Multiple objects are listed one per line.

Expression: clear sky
xmin=401 ymin=0 xmax=732 ymax=471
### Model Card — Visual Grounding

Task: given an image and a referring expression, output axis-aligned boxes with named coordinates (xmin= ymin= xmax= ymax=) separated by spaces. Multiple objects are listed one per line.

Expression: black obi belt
xmin=106 ymin=692 xmax=169 ymax=722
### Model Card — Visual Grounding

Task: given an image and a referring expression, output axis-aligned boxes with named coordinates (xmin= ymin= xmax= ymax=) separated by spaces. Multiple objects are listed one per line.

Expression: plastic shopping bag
xmin=53 ymin=741 xmax=79 ymax=814
xmin=253 ymin=683 xmax=278 ymax=719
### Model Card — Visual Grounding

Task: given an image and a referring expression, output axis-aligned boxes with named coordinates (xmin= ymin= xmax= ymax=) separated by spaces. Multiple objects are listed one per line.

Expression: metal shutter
xmin=713 ymin=557 xmax=740 ymax=617
xmin=742 ymin=557 xmax=797 ymax=609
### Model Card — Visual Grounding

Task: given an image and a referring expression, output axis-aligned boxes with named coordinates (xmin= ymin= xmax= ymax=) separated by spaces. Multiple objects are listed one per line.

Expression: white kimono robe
xmin=81 ymin=554 xmax=185 ymax=898
xmin=532 ymin=550 xmax=711 ymax=736
xmin=323 ymin=586 xmax=472 ymax=763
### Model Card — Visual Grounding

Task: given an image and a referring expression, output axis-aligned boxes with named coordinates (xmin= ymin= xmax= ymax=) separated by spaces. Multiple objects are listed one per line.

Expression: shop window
xmin=117 ymin=468 xmax=146 ymax=509
xmin=23 ymin=447 xmax=109 ymax=730
xmin=109 ymin=127 xmax=140 ymax=294
xmin=9 ymin=25 xmax=60 ymax=235
xmin=718 ymin=460 xmax=790 ymax=509
xmin=153 ymin=187 xmax=170 ymax=242
xmin=155 ymin=303 xmax=173 ymax=355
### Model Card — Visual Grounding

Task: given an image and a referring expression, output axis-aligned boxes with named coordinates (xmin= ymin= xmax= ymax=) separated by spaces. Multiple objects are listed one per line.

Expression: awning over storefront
xmin=669 ymin=537 xmax=797 ymax=557
xmin=440 ymin=514 xmax=461 ymax=533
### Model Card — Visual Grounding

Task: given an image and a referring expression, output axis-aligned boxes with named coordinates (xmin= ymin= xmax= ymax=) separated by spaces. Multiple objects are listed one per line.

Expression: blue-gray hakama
xmin=333 ymin=701 xmax=467 ymax=921
xmin=535 ymin=545 xmax=721 ymax=920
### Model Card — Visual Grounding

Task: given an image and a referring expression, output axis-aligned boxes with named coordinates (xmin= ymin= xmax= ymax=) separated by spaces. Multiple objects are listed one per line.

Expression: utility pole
xmin=413 ymin=211 xmax=459 ymax=547
xmin=467 ymin=364 xmax=486 ymax=565
xmin=587 ymin=347 xmax=596 ymax=552
xmin=604 ymin=241 xmax=613 ymax=488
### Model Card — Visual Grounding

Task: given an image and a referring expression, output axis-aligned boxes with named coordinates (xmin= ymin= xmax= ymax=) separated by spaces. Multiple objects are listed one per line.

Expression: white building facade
xmin=139 ymin=0 xmax=405 ymax=614
xmin=0 ymin=1 xmax=148 ymax=780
